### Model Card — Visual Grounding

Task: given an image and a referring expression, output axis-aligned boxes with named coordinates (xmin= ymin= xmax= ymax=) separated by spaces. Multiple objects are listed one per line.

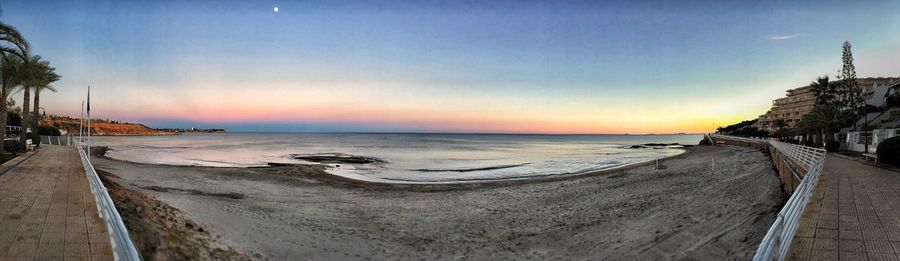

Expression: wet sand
xmin=92 ymin=145 xmax=782 ymax=260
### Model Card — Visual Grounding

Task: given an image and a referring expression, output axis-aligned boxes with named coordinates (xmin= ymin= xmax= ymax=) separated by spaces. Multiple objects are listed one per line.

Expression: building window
xmin=838 ymin=134 xmax=848 ymax=143
xmin=858 ymin=132 xmax=873 ymax=145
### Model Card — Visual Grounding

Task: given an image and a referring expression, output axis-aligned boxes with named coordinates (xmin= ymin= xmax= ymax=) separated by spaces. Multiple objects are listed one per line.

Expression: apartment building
xmin=755 ymin=77 xmax=898 ymax=131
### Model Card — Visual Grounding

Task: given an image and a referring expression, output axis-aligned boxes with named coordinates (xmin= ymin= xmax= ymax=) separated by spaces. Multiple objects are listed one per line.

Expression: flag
xmin=86 ymin=85 xmax=90 ymax=113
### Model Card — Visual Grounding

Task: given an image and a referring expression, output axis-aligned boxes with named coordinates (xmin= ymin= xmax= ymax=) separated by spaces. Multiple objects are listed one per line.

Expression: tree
xmin=0 ymin=22 xmax=28 ymax=60
xmin=0 ymin=22 xmax=28 ymax=153
xmin=810 ymin=75 xmax=836 ymax=105
xmin=805 ymin=104 xmax=843 ymax=143
xmin=30 ymin=63 xmax=59 ymax=148
xmin=839 ymin=41 xmax=872 ymax=152
xmin=18 ymin=55 xmax=49 ymax=150
xmin=773 ymin=119 xmax=788 ymax=130
xmin=773 ymin=126 xmax=793 ymax=139
xmin=839 ymin=42 xmax=862 ymax=125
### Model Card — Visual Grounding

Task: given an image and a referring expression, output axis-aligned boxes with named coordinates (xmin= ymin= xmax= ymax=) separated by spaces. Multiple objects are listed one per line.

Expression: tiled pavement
xmin=0 ymin=146 xmax=113 ymax=261
xmin=790 ymin=155 xmax=900 ymax=261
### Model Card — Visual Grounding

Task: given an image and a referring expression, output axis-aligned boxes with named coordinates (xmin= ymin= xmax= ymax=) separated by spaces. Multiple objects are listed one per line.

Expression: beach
xmin=91 ymin=144 xmax=782 ymax=260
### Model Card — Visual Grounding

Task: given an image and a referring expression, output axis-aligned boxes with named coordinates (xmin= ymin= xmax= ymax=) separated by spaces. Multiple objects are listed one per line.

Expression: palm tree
xmin=810 ymin=75 xmax=835 ymax=106
xmin=18 ymin=55 xmax=49 ymax=151
xmin=0 ymin=22 xmax=28 ymax=153
xmin=0 ymin=54 xmax=23 ymax=152
xmin=805 ymin=104 xmax=843 ymax=143
xmin=31 ymin=64 xmax=59 ymax=148
xmin=798 ymin=114 xmax=820 ymax=146
xmin=0 ymin=22 xmax=28 ymax=60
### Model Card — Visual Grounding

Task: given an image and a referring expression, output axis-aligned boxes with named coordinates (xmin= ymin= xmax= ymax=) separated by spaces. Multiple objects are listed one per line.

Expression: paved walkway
xmin=790 ymin=155 xmax=900 ymax=261
xmin=0 ymin=146 xmax=113 ymax=260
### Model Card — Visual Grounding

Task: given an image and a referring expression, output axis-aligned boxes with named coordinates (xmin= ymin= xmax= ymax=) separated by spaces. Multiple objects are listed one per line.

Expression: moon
xmin=273 ymin=6 xmax=279 ymax=12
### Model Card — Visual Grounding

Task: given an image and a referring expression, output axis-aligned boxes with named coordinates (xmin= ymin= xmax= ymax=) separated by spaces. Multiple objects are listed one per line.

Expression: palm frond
xmin=0 ymin=22 xmax=29 ymax=58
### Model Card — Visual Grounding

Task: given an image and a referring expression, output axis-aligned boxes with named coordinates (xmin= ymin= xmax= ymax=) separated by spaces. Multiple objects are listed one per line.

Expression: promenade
xmin=791 ymin=155 xmax=900 ymax=261
xmin=0 ymin=146 xmax=113 ymax=260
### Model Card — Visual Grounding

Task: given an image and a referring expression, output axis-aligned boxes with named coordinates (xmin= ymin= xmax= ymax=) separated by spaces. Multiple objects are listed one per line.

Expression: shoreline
xmin=91 ymin=145 xmax=781 ymax=260
xmin=93 ymin=146 xmax=693 ymax=192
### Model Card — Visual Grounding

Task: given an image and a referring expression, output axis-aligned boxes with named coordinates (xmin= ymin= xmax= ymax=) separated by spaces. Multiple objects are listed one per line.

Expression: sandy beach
xmin=92 ymin=145 xmax=782 ymax=260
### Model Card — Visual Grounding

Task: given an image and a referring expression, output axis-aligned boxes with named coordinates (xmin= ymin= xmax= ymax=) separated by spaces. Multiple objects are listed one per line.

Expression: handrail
xmin=709 ymin=133 xmax=767 ymax=144
xmin=74 ymin=142 xmax=142 ymax=261
xmin=710 ymin=134 xmax=826 ymax=261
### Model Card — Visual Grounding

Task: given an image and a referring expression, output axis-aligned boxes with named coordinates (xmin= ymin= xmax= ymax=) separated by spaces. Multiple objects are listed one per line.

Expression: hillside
xmin=40 ymin=118 xmax=175 ymax=136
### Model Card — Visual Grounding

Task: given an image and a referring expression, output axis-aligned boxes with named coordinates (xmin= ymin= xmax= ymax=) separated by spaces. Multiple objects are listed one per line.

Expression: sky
xmin=2 ymin=0 xmax=899 ymax=134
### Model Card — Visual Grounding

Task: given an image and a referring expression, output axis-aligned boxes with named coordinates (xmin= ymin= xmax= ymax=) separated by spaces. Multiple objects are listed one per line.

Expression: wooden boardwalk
xmin=790 ymin=155 xmax=900 ymax=261
xmin=0 ymin=146 xmax=113 ymax=260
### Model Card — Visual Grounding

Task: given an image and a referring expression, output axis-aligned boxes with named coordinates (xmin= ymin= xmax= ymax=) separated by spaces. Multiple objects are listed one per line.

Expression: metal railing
xmin=754 ymin=140 xmax=826 ymax=261
xmin=709 ymin=134 xmax=827 ymax=261
xmin=74 ymin=142 xmax=141 ymax=261
xmin=708 ymin=133 xmax=767 ymax=144
xmin=768 ymin=140 xmax=826 ymax=171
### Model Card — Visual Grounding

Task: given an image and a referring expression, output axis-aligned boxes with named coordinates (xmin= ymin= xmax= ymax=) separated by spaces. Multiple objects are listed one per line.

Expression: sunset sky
xmin=4 ymin=0 xmax=900 ymax=134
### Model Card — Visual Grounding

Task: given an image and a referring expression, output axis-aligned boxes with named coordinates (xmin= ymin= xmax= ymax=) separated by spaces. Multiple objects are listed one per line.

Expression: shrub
xmin=825 ymin=140 xmax=840 ymax=152
xmin=804 ymin=140 xmax=818 ymax=147
xmin=3 ymin=140 xmax=19 ymax=153
xmin=37 ymin=126 xmax=61 ymax=136
xmin=887 ymin=94 xmax=900 ymax=108
xmin=26 ymin=132 xmax=40 ymax=146
xmin=6 ymin=112 xmax=20 ymax=126
xmin=877 ymin=137 xmax=900 ymax=165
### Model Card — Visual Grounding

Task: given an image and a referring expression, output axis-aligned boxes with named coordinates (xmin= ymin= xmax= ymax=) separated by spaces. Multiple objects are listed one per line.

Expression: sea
xmin=93 ymin=133 xmax=702 ymax=183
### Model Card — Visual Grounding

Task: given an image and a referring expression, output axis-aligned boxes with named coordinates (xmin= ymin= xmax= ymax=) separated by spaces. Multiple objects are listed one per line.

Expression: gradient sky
xmin=3 ymin=0 xmax=899 ymax=134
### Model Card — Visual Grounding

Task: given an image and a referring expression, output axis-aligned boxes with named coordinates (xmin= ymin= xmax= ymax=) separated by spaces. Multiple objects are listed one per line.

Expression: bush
xmin=26 ymin=132 xmax=40 ymax=146
xmin=887 ymin=94 xmax=900 ymax=108
xmin=3 ymin=139 xmax=19 ymax=153
xmin=803 ymin=140 xmax=818 ymax=147
xmin=825 ymin=140 xmax=840 ymax=152
xmin=859 ymin=104 xmax=881 ymax=115
xmin=877 ymin=137 xmax=900 ymax=165
xmin=37 ymin=126 xmax=60 ymax=136
xmin=6 ymin=112 xmax=20 ymax=126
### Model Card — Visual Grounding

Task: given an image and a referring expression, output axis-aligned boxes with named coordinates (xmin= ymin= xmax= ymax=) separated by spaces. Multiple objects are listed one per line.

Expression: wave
xmin=411 ymin=163 xmax=530 ymax=173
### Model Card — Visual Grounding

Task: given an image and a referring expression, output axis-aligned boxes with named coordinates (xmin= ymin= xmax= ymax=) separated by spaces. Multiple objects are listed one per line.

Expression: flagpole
xmin=80 ymin=100 xmax=84 ymax=144
xmin=87 ymin=85 xmax=91 ymax=156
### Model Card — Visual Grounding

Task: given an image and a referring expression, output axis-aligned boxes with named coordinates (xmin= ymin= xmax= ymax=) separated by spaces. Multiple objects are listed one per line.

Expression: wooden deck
xmin=0 ymin=146 xmax=113 ymax=260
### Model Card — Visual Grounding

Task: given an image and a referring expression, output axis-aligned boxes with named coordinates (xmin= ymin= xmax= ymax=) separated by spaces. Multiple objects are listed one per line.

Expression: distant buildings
xmin=754 ymin=77 xmax=898 ymax=131
xmin=153 ymin=128 xmax=226 ymax=134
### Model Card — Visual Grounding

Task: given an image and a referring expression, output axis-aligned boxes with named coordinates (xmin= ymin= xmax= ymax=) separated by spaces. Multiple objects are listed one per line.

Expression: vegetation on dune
xmin=717 ymin=119 xmax=769 ymax=137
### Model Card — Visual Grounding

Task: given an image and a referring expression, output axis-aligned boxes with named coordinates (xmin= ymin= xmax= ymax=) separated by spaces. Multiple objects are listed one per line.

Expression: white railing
xmin=709 ymin=134 xmax=827 ymax=261
xmin=709 ymin=133 xmax=767 ymax=144
xmin=753 ymin=140 xmax=826 ymax=260
xmin=768 ymin=140 xmax=826 ymax=171
xmin=74 ymin=142 xmax=141 ymax=261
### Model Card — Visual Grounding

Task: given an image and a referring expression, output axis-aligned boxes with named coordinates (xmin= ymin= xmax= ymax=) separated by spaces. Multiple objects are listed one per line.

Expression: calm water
xmin=94 ymin=133 xmax=701 ymax=183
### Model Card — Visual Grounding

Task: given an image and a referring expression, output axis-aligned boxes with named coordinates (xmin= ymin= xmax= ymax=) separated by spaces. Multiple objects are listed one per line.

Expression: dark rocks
xmin=291 ymin=153 xmax=384 ymax=164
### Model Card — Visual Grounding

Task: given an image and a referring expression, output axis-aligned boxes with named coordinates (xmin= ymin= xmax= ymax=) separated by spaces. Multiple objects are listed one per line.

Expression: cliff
xmin=40 ymin=118 xmax=176 ymax=136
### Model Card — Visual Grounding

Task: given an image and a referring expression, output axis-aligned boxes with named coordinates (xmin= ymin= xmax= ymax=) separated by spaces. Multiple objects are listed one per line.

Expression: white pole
xmin=80 ymin=100 xmax=84 ymax=144
xmin=87 ymin=86 xmax=91 ymax=156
